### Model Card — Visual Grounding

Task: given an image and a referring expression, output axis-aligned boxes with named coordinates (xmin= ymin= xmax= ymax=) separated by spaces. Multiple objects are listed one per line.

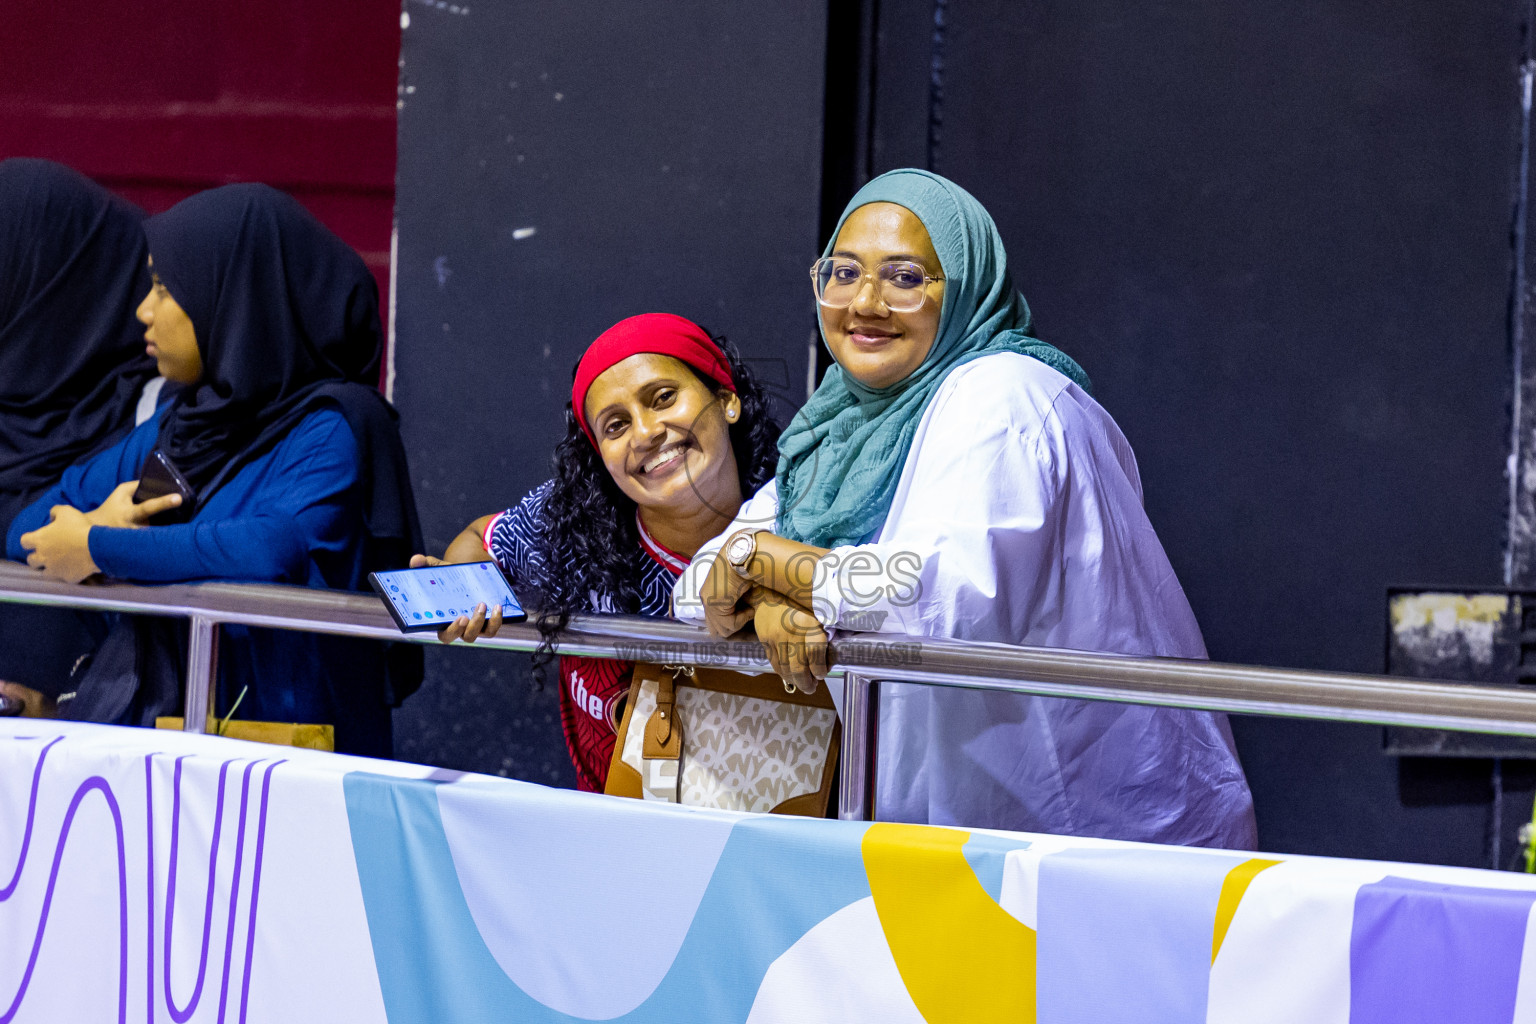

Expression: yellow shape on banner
xmin=1211 ymin=858 xmax=1281 ymax=963
xmin=862 ymin=823 xmax=1036 ymax=1024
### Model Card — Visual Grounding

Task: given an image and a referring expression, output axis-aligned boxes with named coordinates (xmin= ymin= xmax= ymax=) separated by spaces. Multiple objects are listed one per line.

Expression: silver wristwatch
xmin=724 ymin=530 xmax=760 ymax=578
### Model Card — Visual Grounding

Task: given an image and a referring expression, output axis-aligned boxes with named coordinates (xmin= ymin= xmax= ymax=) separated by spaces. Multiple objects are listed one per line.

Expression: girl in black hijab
xmin=7 ymin=184 xmax=422 ymax=755
xmin=0 ymin=159 xmax=159 ymax=540
xmin=0 ymin=159 xmax=163 ymax=705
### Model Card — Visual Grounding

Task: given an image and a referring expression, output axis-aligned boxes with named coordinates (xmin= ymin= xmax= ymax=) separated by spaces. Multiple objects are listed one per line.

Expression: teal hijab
xmin=775 ymin=168 xmax=1091 ymax=549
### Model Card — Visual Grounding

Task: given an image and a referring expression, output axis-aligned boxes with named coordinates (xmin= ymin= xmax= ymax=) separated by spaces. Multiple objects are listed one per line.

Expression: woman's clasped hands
xmin=701 ymin=529 xmax=830 ymax=694
xmin=747 ymin=586 xmax=829 ymax=694
xmin=19 ymin=480 xmax=182 ymax=583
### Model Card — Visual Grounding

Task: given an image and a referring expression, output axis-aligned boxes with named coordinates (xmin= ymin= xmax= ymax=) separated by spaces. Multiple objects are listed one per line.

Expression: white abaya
xmin=676 ymin=352 xmax=1257 ymax=849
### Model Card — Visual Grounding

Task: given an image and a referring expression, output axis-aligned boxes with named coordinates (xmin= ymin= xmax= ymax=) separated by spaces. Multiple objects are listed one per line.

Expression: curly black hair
xmin=530 ymin=334 xmax=780 ymax=673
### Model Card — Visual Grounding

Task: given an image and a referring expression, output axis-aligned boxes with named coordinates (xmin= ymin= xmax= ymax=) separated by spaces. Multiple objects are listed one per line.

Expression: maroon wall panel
xmin=0 ymin=0 xmax=400 ymax=309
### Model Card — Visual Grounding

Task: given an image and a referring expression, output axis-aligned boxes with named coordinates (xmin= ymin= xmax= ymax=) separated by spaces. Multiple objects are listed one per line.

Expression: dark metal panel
xmin=868 ymin=0 xmax=933 ymax=176
xmin=392 ymin=1 xmax=828 ymax=778
xmin=871 ymin=0 xmax=1528 ymax=865
xmin=934 ymin=0 xmax=1520 ymax=678
xmin=1508 ymin=53 xmax=1536 ymax=584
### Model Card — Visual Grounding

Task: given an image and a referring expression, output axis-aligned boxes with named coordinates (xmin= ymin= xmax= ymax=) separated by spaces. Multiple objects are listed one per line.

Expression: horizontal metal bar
xmin=0 ymin=561 xmax=777 ymax=666
xmin=860 ymin=642 xmax=1536 ymax=736
xmin=5 ymin=561 xmax=1536 ymax=737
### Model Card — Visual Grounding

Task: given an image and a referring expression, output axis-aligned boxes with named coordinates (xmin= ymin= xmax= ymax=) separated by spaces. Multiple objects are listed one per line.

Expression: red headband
xmin=571 ymin=313 xmax=737 ymax=447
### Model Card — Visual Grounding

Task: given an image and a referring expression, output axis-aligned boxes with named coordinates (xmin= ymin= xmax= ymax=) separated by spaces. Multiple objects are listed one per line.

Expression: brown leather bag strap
xmin=642 ymin=669 xmax=682 ymax=761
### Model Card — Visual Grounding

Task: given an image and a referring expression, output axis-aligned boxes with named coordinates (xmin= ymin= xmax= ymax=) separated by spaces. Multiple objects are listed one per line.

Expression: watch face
xmin=728 ymin=534 xmax=753 ymax=565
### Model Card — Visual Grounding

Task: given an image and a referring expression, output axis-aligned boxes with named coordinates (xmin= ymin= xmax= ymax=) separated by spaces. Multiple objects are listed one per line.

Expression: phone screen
xmin=369 ymin=562 xmax=526 ymax=632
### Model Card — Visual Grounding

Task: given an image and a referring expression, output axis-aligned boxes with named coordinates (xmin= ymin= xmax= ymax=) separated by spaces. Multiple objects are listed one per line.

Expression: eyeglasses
xmin=810 ymin=257 xmax=944 ymax=313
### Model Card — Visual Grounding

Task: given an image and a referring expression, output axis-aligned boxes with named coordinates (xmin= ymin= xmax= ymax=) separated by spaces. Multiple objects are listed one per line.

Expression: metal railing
xmin=7 ymin=559 xmax=1536 ymax=820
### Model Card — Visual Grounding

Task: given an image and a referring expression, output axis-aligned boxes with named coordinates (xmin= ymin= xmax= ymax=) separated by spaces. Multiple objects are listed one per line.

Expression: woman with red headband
xmin=412 ymin=313 xmax=780 ymax=790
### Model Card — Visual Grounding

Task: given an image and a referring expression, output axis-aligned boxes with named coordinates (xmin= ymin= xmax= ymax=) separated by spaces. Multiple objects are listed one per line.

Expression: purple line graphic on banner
xmin=165 ymin=755 xmax=230 ymax=1022
xmin=1350 ymin=875 xmax=1536 ymax=1024
xmin=0 ymin=736 xmax=283 ymax=1024
xmin=0 ymin=743 xmax=128 ymax=1024
xmin=148 ymin=753 xmax=283 ymax=1024
xmin=238 ymin=760 xmax=282 ymax=1024
xmin=1036 ymin=846 xmax=1246 ymax=1024
xmin=0 ymin=736 xmax=62 ymax=900
xmin=217 ymin=760 xmax=260 ymax=1024
xmin=147 ymin=754 xmax=157 ymax=1024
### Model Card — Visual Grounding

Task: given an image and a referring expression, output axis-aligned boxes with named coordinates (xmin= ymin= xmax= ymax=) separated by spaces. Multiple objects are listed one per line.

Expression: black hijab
xmin=0 ymin=159 xmax=159 ymax=534
xmin=66 ymin=183 xmax=426 ymax=720
xmin=142 ymin=184 xmax=421 ymax=567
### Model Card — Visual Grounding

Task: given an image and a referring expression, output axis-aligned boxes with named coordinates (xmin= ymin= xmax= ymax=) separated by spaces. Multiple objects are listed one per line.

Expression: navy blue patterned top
xmin=482 ymin=480 xmax=685 ymax=614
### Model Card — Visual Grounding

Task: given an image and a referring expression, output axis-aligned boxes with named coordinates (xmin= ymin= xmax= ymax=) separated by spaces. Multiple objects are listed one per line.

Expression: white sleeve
xmin=671 ymin=479 xmax=781 ymax=622
xmin=134 ymin=376 xmax=167 ymax=425
xmin=807 ymin=367 xmax=1069 ymax=641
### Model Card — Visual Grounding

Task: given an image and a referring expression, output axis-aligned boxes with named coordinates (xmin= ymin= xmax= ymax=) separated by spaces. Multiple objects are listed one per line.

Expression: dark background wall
xmin=0 ymin=0 xmax=400 ymax=320
xmin=0 ymin=2 xmax=402 ymax=691
xmin=849 ymin=0 xmax=1531 ymax=867
xmin=390 ymin=1 xmax=828 ymax=783
xmin=19 ymin=0 xmax=1524 ymax=867
xmin=392 ymin=0 xmax=1536 ymax=868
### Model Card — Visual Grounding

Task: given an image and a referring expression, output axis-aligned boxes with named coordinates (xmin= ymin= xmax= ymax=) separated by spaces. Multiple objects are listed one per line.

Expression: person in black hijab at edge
xmin=6 ymin=183 xmax=423 ymax=756
xmin=0 ymin=159 xmax=164 ymax=710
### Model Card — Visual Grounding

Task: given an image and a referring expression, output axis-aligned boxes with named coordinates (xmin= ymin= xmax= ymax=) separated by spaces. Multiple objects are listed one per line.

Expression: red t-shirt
xmin=556 ymin=655 xmax=635 ymax=791
xmin=484 ymin=487 xmax=687 ymax=791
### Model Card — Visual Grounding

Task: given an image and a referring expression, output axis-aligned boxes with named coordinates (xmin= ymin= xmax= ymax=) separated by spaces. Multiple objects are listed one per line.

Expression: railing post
xmin=183 ymin=615 xmax=220 ymax=734
xmin=838 ymin=673 xmax=878 ymax=821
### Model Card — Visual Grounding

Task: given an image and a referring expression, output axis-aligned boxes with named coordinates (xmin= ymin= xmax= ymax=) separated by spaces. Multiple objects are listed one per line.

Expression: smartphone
xmin=369 ymin=562 xmax=527 ymax=633
xmin=133 ymin=450 xmax=197 ymax=510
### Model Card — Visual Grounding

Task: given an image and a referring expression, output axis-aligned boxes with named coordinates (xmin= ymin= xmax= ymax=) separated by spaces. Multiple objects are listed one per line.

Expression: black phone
xmin=369 ymin=562 xmax=527 ymax=633
xmin=133 ymin=450 xmax=196 ymax=518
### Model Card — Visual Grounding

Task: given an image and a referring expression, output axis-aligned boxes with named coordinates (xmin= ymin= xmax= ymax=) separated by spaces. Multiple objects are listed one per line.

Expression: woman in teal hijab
xmin=779 ymin=168 xmax=1089 ymax=551
xmin=677 ymin=169 xmax=1256 ymax=848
